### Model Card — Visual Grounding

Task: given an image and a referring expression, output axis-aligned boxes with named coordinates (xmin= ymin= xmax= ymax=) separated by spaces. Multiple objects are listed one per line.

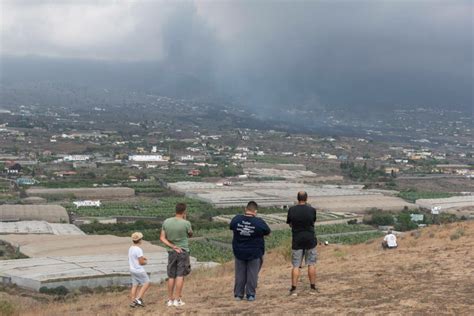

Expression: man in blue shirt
xmin=230 ymin=201 xmax=271 ymax=301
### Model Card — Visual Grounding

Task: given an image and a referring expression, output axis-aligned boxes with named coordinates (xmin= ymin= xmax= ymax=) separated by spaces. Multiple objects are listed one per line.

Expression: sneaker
xmin=246 ymin=295 xmax=256 ymax=302
xmin=134 ymin=298 xmax=144 ymax=307
xmin=234 ymin=296 xmax=243 ymax=301
xmin=166 ymin=299 xmax=174 ymax=307
xmin=173 ymin=299 xmax=185 ymax=307
xmin=129 ymin=301 xmax=138 ymax=308
xmin=309 ymin=286 xmax=320 ymax=295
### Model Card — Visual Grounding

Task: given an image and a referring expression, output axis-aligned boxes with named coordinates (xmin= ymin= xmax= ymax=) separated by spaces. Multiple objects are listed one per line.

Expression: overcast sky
xmin=1 ymin=0 xmax=472 ymax=110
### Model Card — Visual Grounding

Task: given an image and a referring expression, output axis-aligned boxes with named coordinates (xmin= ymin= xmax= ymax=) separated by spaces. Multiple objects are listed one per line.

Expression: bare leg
xmin=291 ymin=267 xmax=300 ymax=287
xmin=174 ymin=276 xmax=185 ymax=299
xmin=308 ymin=265 xmax=316 ymax=285
xmin=137 ymin=282 xmax=150 ymax=299
xmin=167 ymin=278 xmax=176 ymax=300
xmin=130 ymin=285 xmax=138 ymax=300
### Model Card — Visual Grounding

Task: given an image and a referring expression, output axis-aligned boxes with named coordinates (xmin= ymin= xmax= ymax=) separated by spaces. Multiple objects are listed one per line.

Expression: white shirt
xmin=128 ymin=245 xmax=145 ymax=273
xmin=384 ymin=233 xmax=397 ymax=248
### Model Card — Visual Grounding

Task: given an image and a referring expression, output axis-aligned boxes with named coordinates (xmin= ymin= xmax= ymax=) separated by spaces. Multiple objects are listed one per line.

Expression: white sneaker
xmin=173 ymin=299 xmax=185 ymax=307
xmin=166 ymin=299 xmax=174 ymax=307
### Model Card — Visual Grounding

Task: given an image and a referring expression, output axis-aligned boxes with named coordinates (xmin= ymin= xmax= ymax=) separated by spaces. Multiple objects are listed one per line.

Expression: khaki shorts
xmin=167 ymin=251 xmax=191 ymax=278
xmin=291 ymin=248 xmax=317 ymax=268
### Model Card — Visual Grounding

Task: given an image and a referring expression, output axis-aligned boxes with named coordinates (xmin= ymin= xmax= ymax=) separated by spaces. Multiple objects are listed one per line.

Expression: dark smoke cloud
xmin=1 ymin=0 xmax=472 ymax=112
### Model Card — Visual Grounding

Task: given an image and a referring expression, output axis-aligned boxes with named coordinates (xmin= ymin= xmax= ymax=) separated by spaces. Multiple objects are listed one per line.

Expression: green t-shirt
xmin=162 ymin=217 xmax=192 ymax=252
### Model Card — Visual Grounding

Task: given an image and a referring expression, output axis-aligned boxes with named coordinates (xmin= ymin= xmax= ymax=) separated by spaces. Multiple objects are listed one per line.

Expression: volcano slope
xmin=2 ymin=222 xmax=473 ymax=315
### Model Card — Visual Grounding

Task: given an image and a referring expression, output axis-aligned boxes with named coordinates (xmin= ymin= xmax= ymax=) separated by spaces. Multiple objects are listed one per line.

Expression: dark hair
xmin=297 ymin=191 xmax=308 ymax=202
xmin=175 ymin=203 xmax=187 ymax=214
xmin=133 ymin=239 xmax=141 ymax=244
xmin=246 ymin=201 xmax=258 ymax=211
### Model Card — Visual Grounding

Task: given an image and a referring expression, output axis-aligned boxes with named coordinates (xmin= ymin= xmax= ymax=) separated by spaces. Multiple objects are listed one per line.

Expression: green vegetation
xmin=450 ymin=228 xmax=465 ymax=240
xmin=0 ymin=241 xmax=28 ymax=260
xmin=158 ymin=170 xmax=205 ymax=183
xmin=124 ymin=181 xmax=167 ymax=194
xmin=80 ymin=220 xmax=161 ymax=240
xmin=364 ymin=212 xmax=395 ymax=226
xmin=68 ymin=197 xmax=212 ymax=218
xmin=39 ymin=286 xmax=69 ymax=296
xmin=80 ymin=219 xmax=228 ymax=241
xmin=397 ymin=189 xmax=458 ymax=203
xmin=69 ymin=197 xmax=285 ymax=219
xmin=395 ymin=212 xmax=419 ymax=231
xmin=189 ymin=224 xmax=379 ymax=262
xmin=325 ymin=231 xmax=384 ymax=244
xmin=317 ymin=224 xmax=375 ymax=234
xmin=254 ymin=155 xmax=294 ymax=164
xmin=340 ymin=162 xmax=388 ymax=182
xmin=0 ymin=300 xmax=15 ymax=316
xmin=189 ymin=240 xmax=233 ymax=263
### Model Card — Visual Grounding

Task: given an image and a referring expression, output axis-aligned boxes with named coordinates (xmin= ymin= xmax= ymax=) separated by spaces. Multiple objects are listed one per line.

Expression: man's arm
xmin=229 ymin=216 xmax=237 ymax=230
xmin=260 ymin=219 xmax=271 ymax=236
xmin=286 ymin=209 xmax=292 ymax=227
xmin=160 ymin=229 xmax=182 ymax=253
xmin=138 ymin=256 xmax=147 ymax=265
xmin=187 ymin=222 xmax=193 ymax=238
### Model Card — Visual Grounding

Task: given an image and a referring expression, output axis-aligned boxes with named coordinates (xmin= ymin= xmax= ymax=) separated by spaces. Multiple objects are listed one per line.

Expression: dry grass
xmin=2 ymin=222 xmax=474 ymax=315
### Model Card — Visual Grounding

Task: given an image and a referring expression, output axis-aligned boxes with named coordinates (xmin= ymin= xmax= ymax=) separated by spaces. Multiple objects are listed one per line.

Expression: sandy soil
xmin=2 ymin=222 xmax=473 ymax=315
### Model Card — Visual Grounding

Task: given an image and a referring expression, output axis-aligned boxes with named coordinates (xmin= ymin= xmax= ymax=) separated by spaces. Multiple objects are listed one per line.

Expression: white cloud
xmin=0 ymin=0 xmax=176 ymax=60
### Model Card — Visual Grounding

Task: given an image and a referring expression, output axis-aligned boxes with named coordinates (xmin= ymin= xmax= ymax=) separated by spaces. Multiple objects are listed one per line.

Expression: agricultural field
xmin=213 ymin=211 xmax=349 ymax=225
xmin=204 ymin=224 xmax=376 ymax=245
xmin=79 ymin=218 xmax=382 ymax=263
xmin=68 ymin=197 xmax=288 ymax=220
xmin=188 ymin=240 xmax=234 ymax=263
xmin=397 ymin=189 xmax=459 ymax=203
xmin=0 ymin=180 xmax=11 ymax=193
xmin=123 ymin=181 xmax=168 ymax=194
xmin=67 ymin=197 xmax=213 ymax=218
xmin=324 ymin=231 xmax=384 ymax=244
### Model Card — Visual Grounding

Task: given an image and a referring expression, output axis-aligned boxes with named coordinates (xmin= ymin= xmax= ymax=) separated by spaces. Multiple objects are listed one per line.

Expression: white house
xmin=64 ymin=155 xmax=90 ymax=162
xmin=180 ymin=155 xmax=194 ymax=161
xmin=73 ymin=200 xmax=101 ymax=208
xmin=129 ymin=155 xmax=165 ymax=162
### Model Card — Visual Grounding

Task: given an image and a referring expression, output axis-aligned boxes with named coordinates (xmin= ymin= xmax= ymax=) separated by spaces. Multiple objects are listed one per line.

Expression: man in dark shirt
xmin=230 ymin=201 xmax=271 ymax=301
xmin=286 ymin=191 xmax=318 ymax=295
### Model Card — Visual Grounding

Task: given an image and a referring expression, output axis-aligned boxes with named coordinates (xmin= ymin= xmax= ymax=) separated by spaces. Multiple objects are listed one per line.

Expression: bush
xmin=0 ymin=300 xmax=15 ymax=316
xmin=450 ymin=228 xmax=465 ymax=240
xmin=438 ymin=213 xmax=457 ymax=224
xmin=395 ymin=212 xmax=418 ymax=231
xmin=78 ymin=286 xmax=94 ymax=294
xmin=364 ymin=212 xmax=395 ymax=226
xmin=39 ymin=285 xmax=69 ymax=296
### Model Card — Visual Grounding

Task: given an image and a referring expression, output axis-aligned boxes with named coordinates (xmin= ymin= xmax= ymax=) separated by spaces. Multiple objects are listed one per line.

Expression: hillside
xmin=1 ymin=222 xmax=473 ymax=315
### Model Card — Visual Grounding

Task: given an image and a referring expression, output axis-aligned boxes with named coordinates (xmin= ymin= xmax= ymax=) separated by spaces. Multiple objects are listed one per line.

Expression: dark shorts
xmin=167 ymin=251 xmax=191 ymax=278
xmin=291 ymin=247 xmax=317 ymax=267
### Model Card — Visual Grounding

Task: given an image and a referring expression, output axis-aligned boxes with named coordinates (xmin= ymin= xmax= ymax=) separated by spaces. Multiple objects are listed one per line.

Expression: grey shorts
xmin=167 ymin=251 xmax=191 ymax=278
xmin=130 ymin=271 xmax=150 ymax=285
xmin=292 ymin=247 xmax=317 ymax=268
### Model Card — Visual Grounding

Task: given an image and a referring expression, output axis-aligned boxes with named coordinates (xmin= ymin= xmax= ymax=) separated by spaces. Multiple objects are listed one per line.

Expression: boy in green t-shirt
xmin=160 ymin=202 xmax=193 ymax=307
